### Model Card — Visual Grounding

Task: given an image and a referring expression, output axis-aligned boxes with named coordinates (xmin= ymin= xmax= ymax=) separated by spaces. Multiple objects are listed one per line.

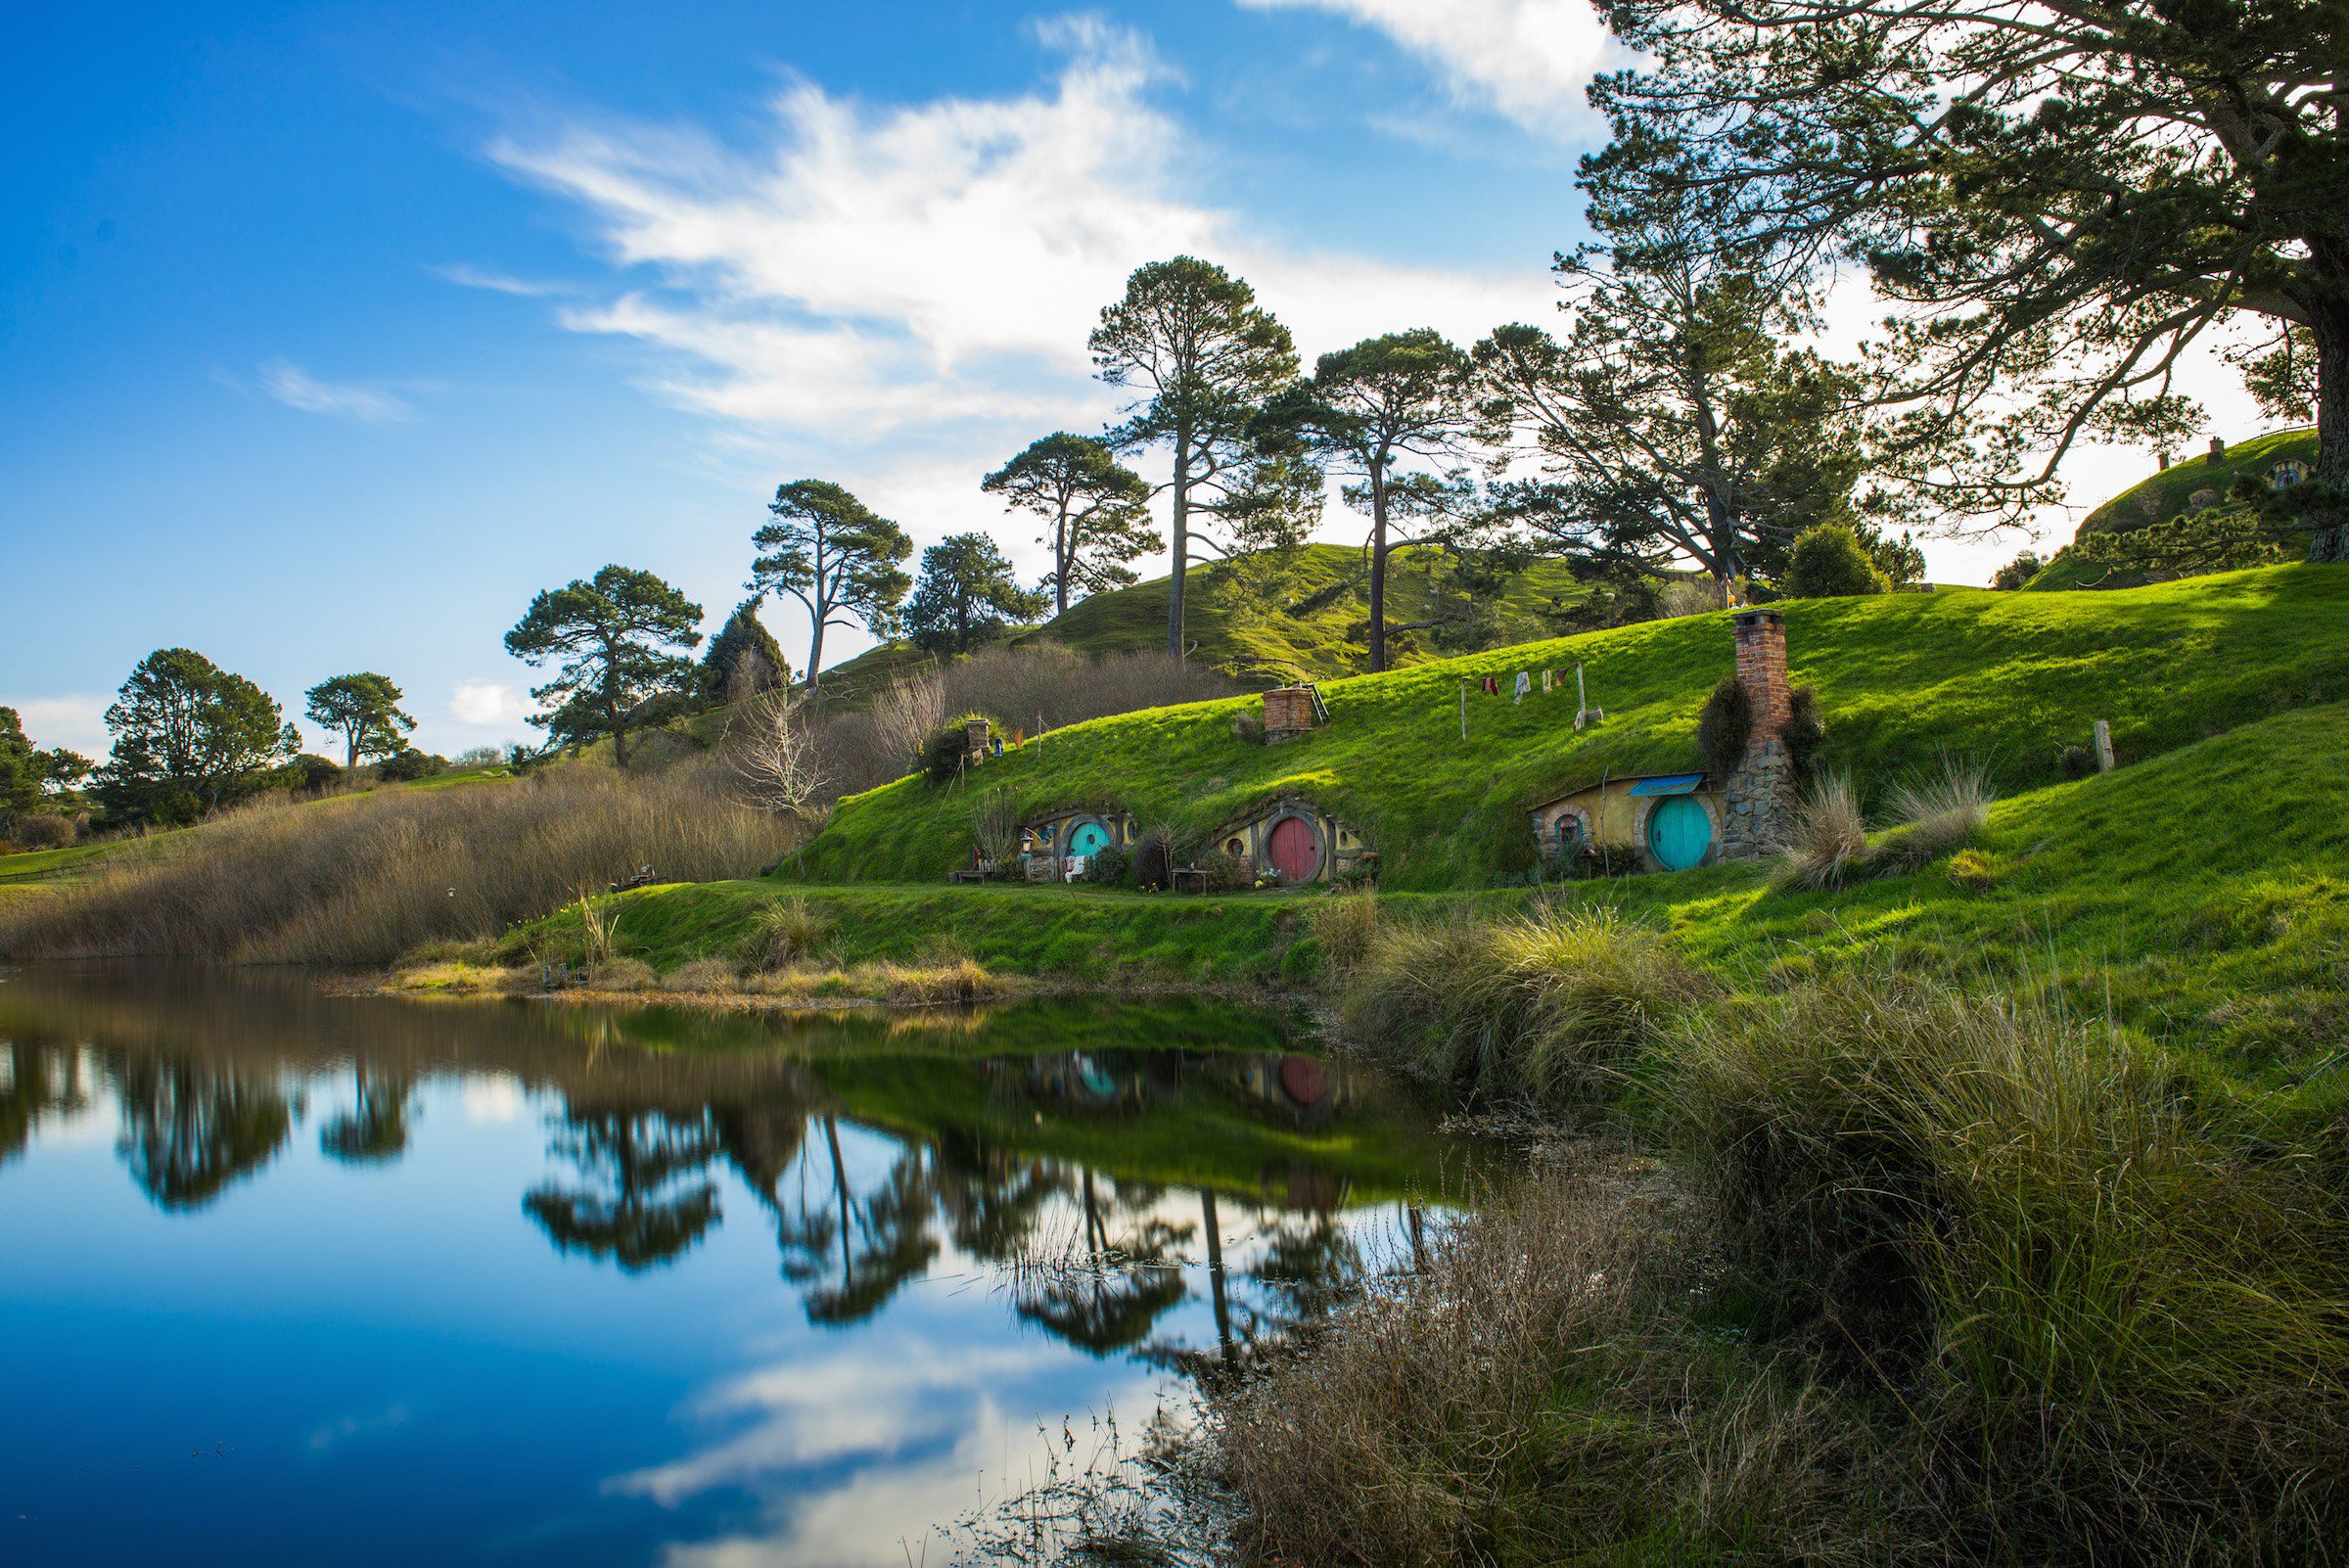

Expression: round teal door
xmin=1645 ymin=796 xmax=1712 ymax=871
xmin=1068 ymin=819 xmax=1112 ymax=856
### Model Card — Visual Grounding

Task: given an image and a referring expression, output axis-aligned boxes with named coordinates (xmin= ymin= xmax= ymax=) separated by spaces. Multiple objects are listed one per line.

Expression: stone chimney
xmin=1720 ymin=609 xmax=1796 ymax=859
xmin=965 ymin=716 xmax=991 ymax=764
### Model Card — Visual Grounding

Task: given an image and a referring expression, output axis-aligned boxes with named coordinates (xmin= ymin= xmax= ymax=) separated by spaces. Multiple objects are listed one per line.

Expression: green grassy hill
xmin=787 ymin=565 xmax=2349 ymax=890
xmin=553 ymin=689 xmax=2349 ymax=1109
xmin=813 ymin=542 xmax=1593 ymax=702
xmin=2029 ymin=429 xmax=2319 ymax=590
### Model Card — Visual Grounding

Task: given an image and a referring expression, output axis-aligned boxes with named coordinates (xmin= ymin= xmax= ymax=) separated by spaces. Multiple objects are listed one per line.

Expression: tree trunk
xmin=1055 ymin=512 xmax=1071 ymax=618
xmin=610 ymin=708 xmax=629 ymax=767
xmin=345 ymin=734 xmax=359 ymax=769
xmin=1201 ymin=1188 xmax=1231 ymax=1360
xmin=2311 ymin=308 xmax=2349 ymax=564
xmin=806 ymin=614 xmax=826 ymax=698
xmin=1367 ymin=471 xmax=1390 ymax=673
xmin=1167 ymin=424 xmax=1191 ymax=661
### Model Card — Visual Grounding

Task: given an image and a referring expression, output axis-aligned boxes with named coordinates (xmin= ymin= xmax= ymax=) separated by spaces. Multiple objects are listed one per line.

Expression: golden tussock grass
xmin=0 ymin=763 xmax=793 ymax=966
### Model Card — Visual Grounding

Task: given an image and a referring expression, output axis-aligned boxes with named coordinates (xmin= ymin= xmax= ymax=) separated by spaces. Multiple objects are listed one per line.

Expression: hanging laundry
xmin=1541 ymin=669 xmax=1554 ymax=695
xmin=1482 ymin=674 xmax=1499 ymax=696
xmin=1513 ymin=671 xmax=1531 ymax=703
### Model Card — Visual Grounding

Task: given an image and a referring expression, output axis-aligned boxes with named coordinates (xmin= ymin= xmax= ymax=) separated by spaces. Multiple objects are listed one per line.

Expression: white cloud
xmin=5 ymin=693 xmax=110 ymax=757
xmin=257 ymin=359 xmax=414 ymax=423
xmin=470 ymin=18 xmax=1555 ymax=663
xmin=483 ymin=21 xmax=1549 ymax=448
xmin=1237 ymin=0 xmax=1619 ymax=134
xmin=431 ymin=261 xmax=576 ymax=297
xmin=450 ymin=680 xmax=530 ymax=727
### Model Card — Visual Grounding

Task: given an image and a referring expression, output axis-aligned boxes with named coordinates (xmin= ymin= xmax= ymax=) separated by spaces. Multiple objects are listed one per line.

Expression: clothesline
xmin=1457 ymin=663 xmax=1602 ymax=738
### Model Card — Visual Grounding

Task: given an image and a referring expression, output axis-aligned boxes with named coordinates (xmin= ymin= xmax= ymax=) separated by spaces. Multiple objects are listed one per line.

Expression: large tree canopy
xmin=751 ymin=480 xmax=913 ymax=691
xmin=95 ymin=648 xmax=299 ymax=825
xmin=1584 ymin=0 xmax=2349 ymax=557
xmin=1272 ymin=329 xmax=1479 ymax=671
xmin=504 ymin=566 xmax=703 ymax=766
xmin=1472 ymin=255 xmax=1868 ymax=588
xmin=1090 ymin=256 xmax=1319 ymax=658
xmin=0 ymin=707 xmax=92 ymax=822
xmin=902 ymin=532 xmax=1047 ymax=657
xmin=303 ymin=672 xmax=414 ymax=769
xmin=982 ymin=433 xmax=1159 ymax=617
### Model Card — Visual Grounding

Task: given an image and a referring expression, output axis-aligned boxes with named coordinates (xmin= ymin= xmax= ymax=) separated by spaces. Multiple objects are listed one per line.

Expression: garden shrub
xmin=2058 ymin=743 xmax=2096 ymax=779
xmin=1695 ymin=674 xmax=1752 ymax=779
xmin=1129 ymin=829 xmax=1174 ymax=891
xmin=1781 ymin=685 xmax=1827 ymax=778
xmin=740 ymin=897 xmax=830 ymax=969
xmin=376 ymin=749 xmax=447 ymax=782
xmin=291 ymin=754 xmax=342 ymax=791
xmin=1774 ymin=774 xmax=1867 ymax=889
xmin=14 ymin=814 xmax=73 ymax=850
xmin=1083 ymin=843 xmax=1128 ymax=885
xmin=1784 ymin=523 xmax=1890 ymax=599
xmin=921 ymin=714 xmax=997 ymax=785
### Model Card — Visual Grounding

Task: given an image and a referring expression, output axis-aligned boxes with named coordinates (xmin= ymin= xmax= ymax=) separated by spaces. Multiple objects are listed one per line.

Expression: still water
xmin=0 ymin=964 xmax=1486 ymax=1566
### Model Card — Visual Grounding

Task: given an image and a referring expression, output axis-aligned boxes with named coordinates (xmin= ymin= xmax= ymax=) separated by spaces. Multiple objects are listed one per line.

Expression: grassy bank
xmin=495 ymin=695 xmax=2349 ymax=1108
xmin=791 ymin=566 xmax=2349 ymax=889
xmin=0 ymin=764 xmax=792 ymax=965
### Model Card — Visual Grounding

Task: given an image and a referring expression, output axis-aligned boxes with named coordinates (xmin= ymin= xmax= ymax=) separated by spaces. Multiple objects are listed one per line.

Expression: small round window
xmin=1556 ymin=814 xmax=1584 ymax=849
xmin=1224 ymin=837 xmax=1245 ymax=856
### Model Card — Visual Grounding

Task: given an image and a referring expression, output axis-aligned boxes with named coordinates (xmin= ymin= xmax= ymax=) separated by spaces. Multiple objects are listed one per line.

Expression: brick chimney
xmin=964 ymin=716 xmax=991 ymax=763
xmin=1720 ymin=609 xmax=1796 ymax=859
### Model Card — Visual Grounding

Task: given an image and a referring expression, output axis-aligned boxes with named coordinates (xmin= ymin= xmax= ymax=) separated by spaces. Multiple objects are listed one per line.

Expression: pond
xmin=0 ymin=963 xmax=1491 ymax=1566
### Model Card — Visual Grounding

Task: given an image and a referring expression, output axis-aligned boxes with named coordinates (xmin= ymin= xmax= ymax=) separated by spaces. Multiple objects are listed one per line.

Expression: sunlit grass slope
xmin=790 ymin=565 xmax=2349 ymax=891
xmin=2028 ymin=428 xmax=2320 ymax=590
xmin=564 ymin=694 xmax=2349 ymax=1109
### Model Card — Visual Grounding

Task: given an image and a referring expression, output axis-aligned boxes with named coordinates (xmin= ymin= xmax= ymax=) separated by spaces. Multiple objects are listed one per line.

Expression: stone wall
xmin=1720 ymin=609 xmax=1795 ymax=860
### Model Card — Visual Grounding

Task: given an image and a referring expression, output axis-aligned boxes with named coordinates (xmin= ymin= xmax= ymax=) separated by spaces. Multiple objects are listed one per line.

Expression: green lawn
xmin=788 ymin=565 xmax=2349 ymax=890
xmin=548 ymin=695 xmax=2349 ymax=1114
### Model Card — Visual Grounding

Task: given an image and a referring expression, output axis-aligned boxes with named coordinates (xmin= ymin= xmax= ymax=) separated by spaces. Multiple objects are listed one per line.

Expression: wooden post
xmin=2093 ymin=718 xmax=2115 ymax=773
xmin=1459 ymin=678 xmax=1467 ymax=741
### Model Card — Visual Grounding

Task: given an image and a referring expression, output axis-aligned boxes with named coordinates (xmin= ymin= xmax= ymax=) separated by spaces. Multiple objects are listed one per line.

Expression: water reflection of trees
xmin=114 ymin=1054 xmax=295 ymax=1212
xmin=4 ymin=971 xmax=1451 ymax=1380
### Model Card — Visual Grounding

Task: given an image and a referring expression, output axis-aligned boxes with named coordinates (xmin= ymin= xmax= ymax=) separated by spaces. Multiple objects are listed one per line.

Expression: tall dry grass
xmin=1671 ymin=971 xmax=2349 ymax=1562
xmin=1340 ymin=907 xmax=1714 ymax=1115
xmin=0 ymin=764 xmax=793 ymax=966
xmin=1215 ymin=1160 xmax=1882 ymax=1567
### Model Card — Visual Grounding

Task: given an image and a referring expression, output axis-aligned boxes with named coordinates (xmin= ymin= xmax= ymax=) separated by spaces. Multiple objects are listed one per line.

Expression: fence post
xmin=2093 ymin=718 xmax=2115 ymax=774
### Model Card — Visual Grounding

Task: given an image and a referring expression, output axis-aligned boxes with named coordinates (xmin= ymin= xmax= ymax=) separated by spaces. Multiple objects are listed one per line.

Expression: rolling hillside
xmin=812 ymin=541 xmax=1594 ymax=703
xmin=789 ymin=565 xmax=2349 ymax=890
xmin=2029 ymin=428 xmax=2319 ymax=589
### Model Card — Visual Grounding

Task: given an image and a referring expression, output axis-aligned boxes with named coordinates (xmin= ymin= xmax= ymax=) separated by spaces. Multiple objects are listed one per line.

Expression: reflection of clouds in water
xmin=460 ymin=1075 xmax=524 ymax=1125
xmin=305 ymin=1401 xmax=411 ymax=1454
xmin=631 ymin=1360 xmax=1164 ymax=1568
xmin=608 ymin=1340 xmax=1065 ymax=1503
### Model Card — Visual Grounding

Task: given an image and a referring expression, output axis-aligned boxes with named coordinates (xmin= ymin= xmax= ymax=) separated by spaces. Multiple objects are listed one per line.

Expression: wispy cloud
xmin=1235 ymin=0 xmax=1620 ymax=134
xmin=480 ymin=20 xmax=1550 ymax=449
xmin=430 ymin=261 xmax=575 ymax=298
xmin=257 ymin=359 xmax=414 ymax=423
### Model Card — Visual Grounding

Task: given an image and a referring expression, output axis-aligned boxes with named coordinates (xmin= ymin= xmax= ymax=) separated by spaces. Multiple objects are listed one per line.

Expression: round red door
xmin=1266 ymin=816 xmax=1320 ymax=883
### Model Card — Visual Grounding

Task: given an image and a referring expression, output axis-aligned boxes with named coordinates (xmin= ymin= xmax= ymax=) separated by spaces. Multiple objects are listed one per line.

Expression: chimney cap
xmin=1733 ymin=607 xmax=1784 ymax=628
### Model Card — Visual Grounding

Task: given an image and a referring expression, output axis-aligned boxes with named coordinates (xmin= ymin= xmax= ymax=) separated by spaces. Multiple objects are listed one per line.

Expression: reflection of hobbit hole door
xmin=1068 ymin=819 xmax=1112 ymax=856
xmin=1267 ymin=815 xmax=1321 ymax=883
xmin=1646 ymin=796 xmax=1711 ymax=871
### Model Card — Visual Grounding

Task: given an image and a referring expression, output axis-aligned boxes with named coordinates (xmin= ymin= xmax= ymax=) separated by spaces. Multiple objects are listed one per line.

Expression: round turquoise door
xmin=1068 ymin=819 xmax=1112 ymax=856
xmin=1645 ymin=796 xmax=1712 ymax=871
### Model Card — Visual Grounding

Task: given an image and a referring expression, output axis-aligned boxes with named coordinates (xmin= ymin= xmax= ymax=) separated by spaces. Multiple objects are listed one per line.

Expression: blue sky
xmin=0 ymin=1 xmax=2242 ymax=760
